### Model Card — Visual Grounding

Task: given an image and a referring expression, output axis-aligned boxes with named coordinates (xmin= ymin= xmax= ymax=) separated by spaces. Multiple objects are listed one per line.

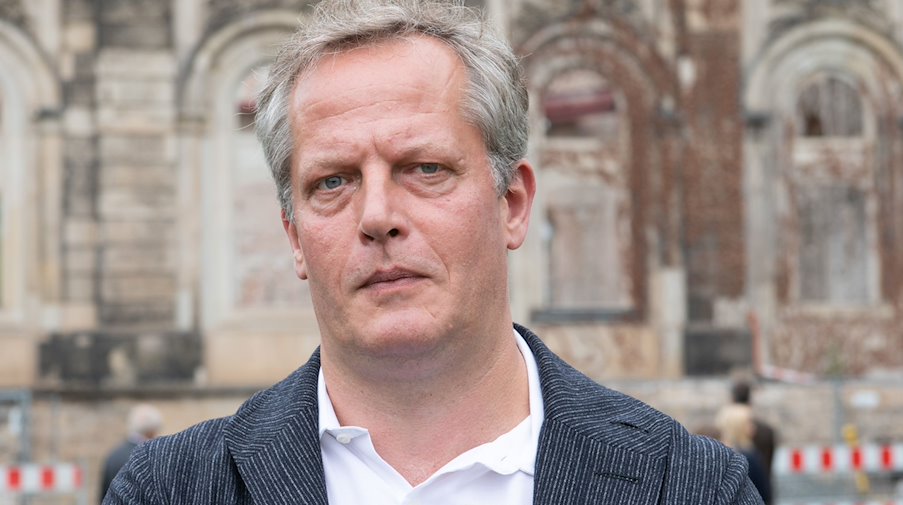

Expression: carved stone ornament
xmin=769 ymin=0 xmax=889 ymax=37
xmin=207 ymin=0 xmax=312 ymax=29
xmin=774 ymin=0 xmax=882 ymax=8
xmin=520 ymin=0 xmax=641 ymax=22
xmin=513 ymin=0 xmax=644 ymax=48
xmin=100 ymin=0 xmax=170 ymax=23
xmin=772 ymin=0 xmax=885 ymax=19
xmin=0 ymin=0 xmax=27 ymax=27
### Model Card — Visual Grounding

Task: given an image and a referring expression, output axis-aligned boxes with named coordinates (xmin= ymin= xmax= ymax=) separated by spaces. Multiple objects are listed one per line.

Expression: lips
xmin=360 ymin=268 xmax=423 ymax=289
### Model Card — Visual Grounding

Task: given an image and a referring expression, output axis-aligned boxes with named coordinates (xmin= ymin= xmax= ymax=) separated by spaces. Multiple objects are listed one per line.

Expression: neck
xmin=321 ymin=325 xmax=530 ymax=486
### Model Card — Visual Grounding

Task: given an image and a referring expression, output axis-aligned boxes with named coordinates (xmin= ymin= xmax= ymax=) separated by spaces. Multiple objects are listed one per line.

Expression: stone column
xmin=95 ymin=49 xmax=178 ymax=329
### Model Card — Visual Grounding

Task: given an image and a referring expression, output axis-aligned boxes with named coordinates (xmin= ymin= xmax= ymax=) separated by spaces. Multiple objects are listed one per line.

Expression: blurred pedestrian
xmin=99 ymin=404 xmax=163 ymax=502
xmin=717 ymin=404 xmax=772 ymax=504
xmin=731 ymin=379 xmax=778 ymax=480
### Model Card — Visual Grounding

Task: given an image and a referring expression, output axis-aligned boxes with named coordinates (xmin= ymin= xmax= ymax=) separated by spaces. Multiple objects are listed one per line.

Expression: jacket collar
xmin=516 ymin=324 xmax=670 ymax=504
xmin=224 ymin=351 xmax=328 ymax=505
xmin=224 ymin=325 xmax=669 ymax=504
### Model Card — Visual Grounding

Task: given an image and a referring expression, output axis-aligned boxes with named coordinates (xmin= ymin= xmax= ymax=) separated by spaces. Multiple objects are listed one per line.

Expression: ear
xmin=502 ymin=160 xmax=536 ymax=250
xmin=282 ymin=208 xmax=309 ymax=280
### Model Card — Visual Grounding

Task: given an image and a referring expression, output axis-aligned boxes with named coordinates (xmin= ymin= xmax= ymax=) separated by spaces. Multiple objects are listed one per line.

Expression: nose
xmin=357 ymin=170 xmax=404 ymax=242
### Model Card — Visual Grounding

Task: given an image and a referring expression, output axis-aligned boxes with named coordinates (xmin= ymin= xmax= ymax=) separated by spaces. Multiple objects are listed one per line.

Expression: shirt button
xmin=336 ymin=433 xmax=352 ymax=444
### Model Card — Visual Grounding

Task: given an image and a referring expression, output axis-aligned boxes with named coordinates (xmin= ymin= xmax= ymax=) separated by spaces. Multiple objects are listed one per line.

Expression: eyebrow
xmin=298 ymin=135 xmax=458 ymax=174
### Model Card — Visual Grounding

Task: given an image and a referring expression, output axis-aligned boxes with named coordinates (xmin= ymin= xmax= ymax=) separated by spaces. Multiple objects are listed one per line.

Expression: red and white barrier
xmin=775 ymin=444 xmax=903 ymax=475
xmin=0 ymin=463 xmax=82 ymax=493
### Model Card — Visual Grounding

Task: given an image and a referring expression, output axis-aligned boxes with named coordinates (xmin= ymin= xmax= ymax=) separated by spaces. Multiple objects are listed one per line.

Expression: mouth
xmin=360 ymin=268 xmax=424 ymax=290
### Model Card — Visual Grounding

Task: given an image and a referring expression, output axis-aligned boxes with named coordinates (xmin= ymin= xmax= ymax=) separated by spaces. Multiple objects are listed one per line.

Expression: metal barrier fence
xmin=0 ymin=463 xmax=87 ymax=505
xmin=775 ymin=444 xmax=903 ymax=475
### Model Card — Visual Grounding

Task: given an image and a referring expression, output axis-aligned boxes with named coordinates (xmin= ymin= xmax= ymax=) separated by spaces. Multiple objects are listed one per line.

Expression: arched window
xmin=542 ymin=69 xmax=621 ymax=141
xmin=540 ymin=69 xmax=633 ymax=311
xmin=0 ymin=72 xmax=19 ymax=316
xmin=797 ymin=76 xmax=863 ymax=137
xmin=791 ymin=74 xmax=878 ymax=306
xmin=179 ymin=20 xmax=320 ymax=385
xmin=228 ymin=67 xmax=311 ymax=310
xmin=0 ymin=95 xmax=5 ymax=307
xmin=183 ymin=25 xmax=319 ymax=334
xmin=0 ymin=28 xmax=57 ymax=332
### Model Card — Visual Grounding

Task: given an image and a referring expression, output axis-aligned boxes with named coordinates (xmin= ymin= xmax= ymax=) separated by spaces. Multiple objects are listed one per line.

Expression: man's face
xmin=282 ymin=36 xmax=534 ymax=370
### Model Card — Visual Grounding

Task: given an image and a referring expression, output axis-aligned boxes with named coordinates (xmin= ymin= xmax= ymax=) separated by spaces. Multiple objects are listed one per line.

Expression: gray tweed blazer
xmin=104 ymin=324 xmax=763 ymax=504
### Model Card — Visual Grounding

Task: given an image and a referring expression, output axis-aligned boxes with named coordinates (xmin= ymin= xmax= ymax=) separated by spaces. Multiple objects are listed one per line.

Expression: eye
xmin=418 ymin=163 xmax=441 ymax=174
xmin=318 ymin=175 xmax=346 ymax=190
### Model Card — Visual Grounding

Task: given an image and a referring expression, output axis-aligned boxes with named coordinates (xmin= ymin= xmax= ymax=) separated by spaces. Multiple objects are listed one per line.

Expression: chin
xmin=354 ymin=315 xmax=451 ymax=360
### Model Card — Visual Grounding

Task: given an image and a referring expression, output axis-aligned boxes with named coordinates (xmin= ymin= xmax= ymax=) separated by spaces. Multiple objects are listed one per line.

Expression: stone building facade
xmin=1 ymin=0 xmax=902 ymax=502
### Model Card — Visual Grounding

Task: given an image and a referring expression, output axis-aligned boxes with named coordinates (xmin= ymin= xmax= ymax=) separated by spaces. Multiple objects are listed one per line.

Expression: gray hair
xmin=255 ymin=0 xmax=529 ymax=220
xmin=127 ymin=403 xmax=163 ymax=439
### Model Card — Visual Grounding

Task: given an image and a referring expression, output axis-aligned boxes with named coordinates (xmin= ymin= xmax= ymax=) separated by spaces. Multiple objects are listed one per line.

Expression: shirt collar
xmin=317 ymin=367 xmax=361 ymax=438
xmin=518 ymin=326 xmax=546 ymax=474
xmin=317 ymin=328 xmax=545 ymax=475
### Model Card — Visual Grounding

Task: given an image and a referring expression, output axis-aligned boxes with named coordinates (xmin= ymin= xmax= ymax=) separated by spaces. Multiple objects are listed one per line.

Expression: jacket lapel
xmin=517 ymin=325 xmax=669 ymax=505
xmin=223 ymin=351 xmax=328 ymax=505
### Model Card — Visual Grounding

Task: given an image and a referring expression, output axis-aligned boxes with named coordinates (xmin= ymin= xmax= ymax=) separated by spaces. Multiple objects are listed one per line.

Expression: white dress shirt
xmin=318 ymin=330 xmax=545 ymax=505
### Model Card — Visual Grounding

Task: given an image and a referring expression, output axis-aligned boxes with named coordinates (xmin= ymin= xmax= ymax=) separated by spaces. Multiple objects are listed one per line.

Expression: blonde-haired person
xmin=717 ymin=404 xmax=772 ymax=504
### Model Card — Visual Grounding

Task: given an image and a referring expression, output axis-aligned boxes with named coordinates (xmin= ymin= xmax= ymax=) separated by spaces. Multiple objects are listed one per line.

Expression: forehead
xmin=291 ymin=36 xmax=467 ymax=118
xmin=287 ymin=37 xmax=485 ymax=173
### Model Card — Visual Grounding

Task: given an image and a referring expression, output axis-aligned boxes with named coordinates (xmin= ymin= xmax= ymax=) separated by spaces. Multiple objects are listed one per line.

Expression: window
xmin=540 ymin=70 xmax=633 ymax=312
xmin=542 ymin=69 xmax=620 ymax=140
xmin=234 ymin=69 xmax=263 ymax=131
xmin=797 ymin=185 xmax=870 ymax=304
xmin=790 ymin=73 xmax=878 ymax=306
xmin=797 ymin=77 xmax=863 ymax=137
xmin=227 ymin=67 xmax=312 ymax=310
xmin=546 ymin=187 xmax=631 ymax=309
xmin=0 ymin=96 xmax=4 ymax=307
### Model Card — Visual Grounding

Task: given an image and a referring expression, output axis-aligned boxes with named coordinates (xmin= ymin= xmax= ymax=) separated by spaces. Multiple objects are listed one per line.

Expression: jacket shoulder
xmin=664 ymin=425 xmax=763 ymax=503
xmin=103 ymin=416 xmax=240 ymax=504
xmin=517 ymin=324 xmax=763 ymax=504
xmin=103 ymin=377 xmax=293 ymax=505
xmin=553 ymin=366 xmax=762 ymax=503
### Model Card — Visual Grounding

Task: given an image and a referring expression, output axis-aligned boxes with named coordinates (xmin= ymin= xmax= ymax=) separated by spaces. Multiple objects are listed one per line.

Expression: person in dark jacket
xmin=732 ymin=379 xmax=778 ymax=481
xmin=99 ymin=403 xmax=162 ymax=503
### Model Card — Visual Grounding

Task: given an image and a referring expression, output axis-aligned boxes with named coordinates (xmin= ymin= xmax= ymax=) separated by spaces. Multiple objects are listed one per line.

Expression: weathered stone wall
xmin=743 ymin=0 xmax=903 ymax=378
xmin=682 ymin=0 xmax=746 ymax=323
xmin=6 ymin=0 xmax=898 ymax=388
xmin=34 ymin=0 xmax=205 ymax=390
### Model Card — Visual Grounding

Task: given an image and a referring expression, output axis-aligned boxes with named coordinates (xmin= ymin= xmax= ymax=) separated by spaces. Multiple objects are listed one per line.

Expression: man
xmin=99 ymin=404 xmax=162 ymax=502
xmin=730 ymin=379 xmax=777 ymax=504
xmin=105 ymin=1 xmax=763 ymax=503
